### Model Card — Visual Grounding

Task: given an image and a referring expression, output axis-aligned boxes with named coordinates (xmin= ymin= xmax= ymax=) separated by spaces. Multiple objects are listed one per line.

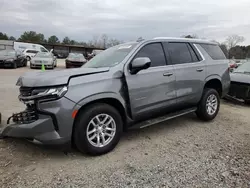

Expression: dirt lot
xmin=0 ymin=62 xmax=250 ymax=188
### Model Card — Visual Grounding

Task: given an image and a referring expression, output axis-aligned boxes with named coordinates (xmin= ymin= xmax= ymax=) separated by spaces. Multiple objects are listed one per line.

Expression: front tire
xmin=196 ymin=88 xmax=220 ymax=121
xmin=74 ymin=103 xmax=123 ymax=156
xmin=12 ymin=62 xmax=17 ymax=69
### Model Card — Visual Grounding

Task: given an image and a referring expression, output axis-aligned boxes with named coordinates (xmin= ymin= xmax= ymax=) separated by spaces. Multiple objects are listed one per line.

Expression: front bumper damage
xmin=0 ymin=87 xmax=77 ymax=146
xmin=227 ymin=81 xmax=250 ymax=101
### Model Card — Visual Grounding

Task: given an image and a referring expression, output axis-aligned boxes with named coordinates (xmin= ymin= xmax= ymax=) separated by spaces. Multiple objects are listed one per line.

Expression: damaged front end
xmin=0 ymin=85 xmax=74 ymax=145
xmin=227 ymin=81 xmax=250 ymax=102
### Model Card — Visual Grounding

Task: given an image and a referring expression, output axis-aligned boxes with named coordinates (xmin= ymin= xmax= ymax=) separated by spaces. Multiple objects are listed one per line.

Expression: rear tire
xmin=196 ymin=88 xmax=220 ymax=121
xmin=74 ymin=103 xmax=123 ymax=156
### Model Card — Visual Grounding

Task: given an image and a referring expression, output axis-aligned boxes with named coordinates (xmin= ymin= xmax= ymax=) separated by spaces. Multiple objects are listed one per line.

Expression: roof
xmin=151 ymin=37 xmax=217 ymax=45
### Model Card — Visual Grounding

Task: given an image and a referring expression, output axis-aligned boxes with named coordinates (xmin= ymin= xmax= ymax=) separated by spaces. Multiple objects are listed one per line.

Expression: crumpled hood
xmin=16 ymin=67 xmax=110 ymax=87
xmin=230 ymin=72 xmax=250 ymax=84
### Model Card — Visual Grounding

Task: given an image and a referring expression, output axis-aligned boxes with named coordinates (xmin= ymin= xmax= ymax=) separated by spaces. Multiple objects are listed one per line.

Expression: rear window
xmin=200 ymin=44 xmax=226 ymax=60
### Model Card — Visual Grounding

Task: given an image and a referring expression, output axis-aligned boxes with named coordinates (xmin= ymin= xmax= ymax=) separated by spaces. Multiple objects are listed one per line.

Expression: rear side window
xmin=187 ymin=44 xmax=199 ymax=62
xmin=166 ymin=43 xmax=192 ymax=64
xmin=200 ymin=44 xmax=226 ymax=60
xmin=134 ymin=43 xmax=166 ymax=67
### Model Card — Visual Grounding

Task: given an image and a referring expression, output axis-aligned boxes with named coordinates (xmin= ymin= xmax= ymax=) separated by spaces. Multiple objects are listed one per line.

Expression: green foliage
xmin=0 ymin=32 xmax=8 ymax=40
xmin=62 ymin=37 xmax=70 ymax=44
xmin=48 ymin=35 xmax=60 ymax=44
xmin=18 ymin=31 xmax=45 ymax=43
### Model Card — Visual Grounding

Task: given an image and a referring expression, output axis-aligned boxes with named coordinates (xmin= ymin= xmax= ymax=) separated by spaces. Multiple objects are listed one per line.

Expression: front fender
xmin=73 ymin=92 xmax=127 ymax=111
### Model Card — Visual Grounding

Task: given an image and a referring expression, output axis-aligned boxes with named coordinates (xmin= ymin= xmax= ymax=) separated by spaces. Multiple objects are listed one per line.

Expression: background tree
xmin=48 ymin=35 xmax=60 ymax=44
xmin=0 ymin=32 xmax=8 ymax=40
xmin=8 ymin=36 xmax=16 ymax=41
xmin=70 ymin=40 xmax=76 ymax=45
xmin=106 ymin=38 xmax=122 ymax=48
xmin=225 ymin=34 xmax=245 ymax=50
xmin=62 ymin=36 xmax=71 ymax=44
xmin=18 ymin=31 xmax=45 ymax=43
xmin=101 ymin=34 xmax=108 ymax=48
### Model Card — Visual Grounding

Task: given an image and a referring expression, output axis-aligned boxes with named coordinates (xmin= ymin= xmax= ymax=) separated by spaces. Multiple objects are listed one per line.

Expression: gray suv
xmin=0 ymin=38 xmax=230 ymax=155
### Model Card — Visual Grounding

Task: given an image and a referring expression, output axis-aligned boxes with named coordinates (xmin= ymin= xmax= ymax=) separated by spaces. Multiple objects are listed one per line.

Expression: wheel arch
xmin=72 ymin=94 xmax=129 ymax=143
xmin=204 ymin=76 xmax=222 ymax=97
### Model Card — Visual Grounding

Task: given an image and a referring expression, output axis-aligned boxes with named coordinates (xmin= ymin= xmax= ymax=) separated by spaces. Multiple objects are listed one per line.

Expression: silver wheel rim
xmin=206 ymin=94 xmax=218 ymax=115
xmin=86 ymin=114 xmax=116 ymax=148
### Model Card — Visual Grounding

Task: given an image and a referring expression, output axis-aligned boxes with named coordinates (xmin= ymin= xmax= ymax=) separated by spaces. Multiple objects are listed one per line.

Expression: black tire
xmin=23 ymin=59 xmax=27 ymax=67
xmin=74 ymin=103 xmax=123 ymax=155
xmin=196 ymin=88 xmax=220 ymax=121
xmin=12 ymin=62 xmax=17 ymax=69
xmin=244 ymin=100 xmax=250 ymax=105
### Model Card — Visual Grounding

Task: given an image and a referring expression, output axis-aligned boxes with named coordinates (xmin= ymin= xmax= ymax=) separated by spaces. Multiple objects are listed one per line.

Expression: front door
xmin=125 ymin=42 xmax=176 ymax=120
xmin=163 ymin=42 xmax=206 ymax=106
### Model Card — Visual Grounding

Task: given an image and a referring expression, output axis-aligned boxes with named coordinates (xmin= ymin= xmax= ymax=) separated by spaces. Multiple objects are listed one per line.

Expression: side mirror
xmin=130 ymin=57 xmax=151 ymax=74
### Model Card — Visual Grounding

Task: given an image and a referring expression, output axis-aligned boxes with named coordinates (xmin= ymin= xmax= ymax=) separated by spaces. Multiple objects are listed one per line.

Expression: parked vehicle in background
xmin=0 ymin=37 xmax=230 ymax=155
xmin=14 ymin=42 xmax=51 ymax=53
xmin=228 ymin=59 xmax=237 ymax=72
xmin=0 ymin=40 xmax=14 ymax=50
xmin=30 ymin=52 xmax=57 ymax=69
xmin=22 ymin=49 xmax=38 ymax=61
xmin=228 ymin=62 xmax=250 ymax=104
xmin=65 ymin=53 xmax=87 ymax=68
xmin=0 ymin=49 xmax=27 ymax=68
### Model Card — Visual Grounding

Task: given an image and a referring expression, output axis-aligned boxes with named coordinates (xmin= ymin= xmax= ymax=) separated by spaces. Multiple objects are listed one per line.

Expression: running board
xmin=130 ymin=107 xmax=197 ymax=129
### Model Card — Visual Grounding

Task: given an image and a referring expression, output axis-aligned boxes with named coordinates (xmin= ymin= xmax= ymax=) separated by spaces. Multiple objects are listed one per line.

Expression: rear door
xmin=125 ymin=42 xmax=176 ymax=120
xmin=163 ymin=42 xmax=206 ymax=106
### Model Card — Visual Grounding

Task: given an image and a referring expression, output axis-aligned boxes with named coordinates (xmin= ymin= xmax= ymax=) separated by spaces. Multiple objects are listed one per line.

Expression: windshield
xmin=68 ymin=53 xmax=84 ymax=58
xmin=83 ymin=42 xmax=138 ymax=68
xmin=35 ymin=52 xmax=51 ymax=58
xmin=234 ymin=62 xmax=250 ymax=74
xmin=0 ymin=50 xmax=16 ymax=56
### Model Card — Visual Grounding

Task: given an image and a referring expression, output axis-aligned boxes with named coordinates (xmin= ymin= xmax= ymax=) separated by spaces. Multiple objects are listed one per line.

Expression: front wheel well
xmin=72 ymin=98 xmax=127 ymax=143
xmin=204 ymin=79 xmax=222 ymax=97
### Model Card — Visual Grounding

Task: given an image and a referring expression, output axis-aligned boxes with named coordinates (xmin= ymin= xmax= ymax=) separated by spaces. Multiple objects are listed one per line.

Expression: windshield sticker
xmin=118 ymin=45 xmax=132 ymax=49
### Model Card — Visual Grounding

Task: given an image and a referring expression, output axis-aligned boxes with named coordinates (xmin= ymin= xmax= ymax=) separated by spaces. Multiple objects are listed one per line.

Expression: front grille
xmin=8 ymin=110 xmax=38 ymax=124
xmin=228 ymin=82 xmax=250 ymax=99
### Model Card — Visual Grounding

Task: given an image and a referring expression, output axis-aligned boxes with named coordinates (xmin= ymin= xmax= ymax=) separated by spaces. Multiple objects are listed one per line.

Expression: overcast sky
xmin=1 ymin=0 xmax=250 ymax=44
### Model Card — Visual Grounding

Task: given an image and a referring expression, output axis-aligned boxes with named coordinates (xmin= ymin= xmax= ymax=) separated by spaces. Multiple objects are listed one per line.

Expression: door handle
xmin=196 ymin=68 xmax=204 ymax=72
xmin=163 ymin=72 xmax=173 ymax=76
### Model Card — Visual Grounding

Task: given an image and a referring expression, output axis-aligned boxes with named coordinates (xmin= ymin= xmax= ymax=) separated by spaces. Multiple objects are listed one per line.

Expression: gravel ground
xmin=0 ymin=62 xmax=250 ymax=188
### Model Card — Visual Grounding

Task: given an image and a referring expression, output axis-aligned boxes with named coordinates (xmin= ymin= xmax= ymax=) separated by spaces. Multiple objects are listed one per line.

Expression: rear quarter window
xmin=199 ymin=44 xmax=226 ymax=60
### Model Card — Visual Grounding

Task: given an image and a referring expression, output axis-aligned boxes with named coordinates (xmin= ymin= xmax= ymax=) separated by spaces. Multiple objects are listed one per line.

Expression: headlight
xmin=19 ymin=86 xmax=68 ymax=102
xmin=32 ymin=86 xmax=68 ymax=99
xmin=5 ymin=58 xmax=15 ymax=62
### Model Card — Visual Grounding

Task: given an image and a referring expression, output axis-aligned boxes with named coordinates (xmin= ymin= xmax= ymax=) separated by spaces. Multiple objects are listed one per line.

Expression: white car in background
xmin=22 ymin=49 xmax=38 ymax=61
xmin=30 ymin=52 xmax=57 ymax=69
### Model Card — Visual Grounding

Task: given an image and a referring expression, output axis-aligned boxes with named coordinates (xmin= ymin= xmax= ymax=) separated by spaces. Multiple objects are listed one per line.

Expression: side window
xmin=200 ymin=44 xmax=226 ymax=60
xmin=134 ymin=43 xmax=166 ymax=67
xmin=165 ymin=42 xmax=192 ymax=65
xmin=40 ymin=47 xmax=47 ymax=52
xmin=187 ymin=44 xmax=199 ymax=62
